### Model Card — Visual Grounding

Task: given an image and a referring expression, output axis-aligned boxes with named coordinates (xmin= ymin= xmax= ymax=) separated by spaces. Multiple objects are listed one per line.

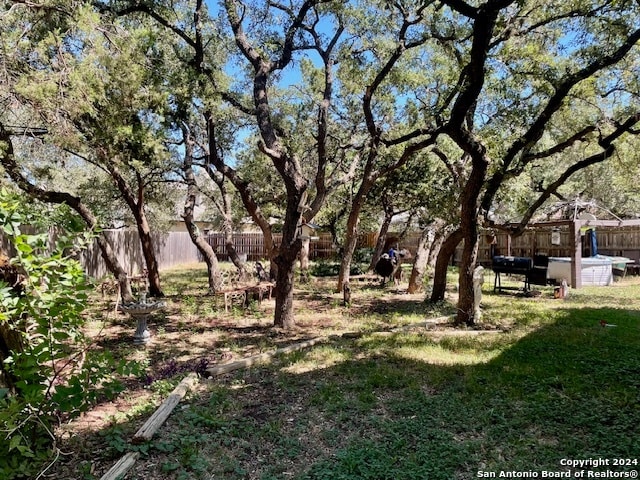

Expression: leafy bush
xmin=310 ymin=260 xmax=340 ymax=277
xmin=310 ymin=260 xmax=365 ymax=277
xmin=353 ymin=247 xmax=374 ymax=266
xmin=0 ymin=192 xmax=137 ymax=479
xmin=309 ymin=246 xmax=377 ymax=277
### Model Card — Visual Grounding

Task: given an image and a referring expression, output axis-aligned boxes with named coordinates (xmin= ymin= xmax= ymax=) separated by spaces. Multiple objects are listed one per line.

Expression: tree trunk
xmin=408 ymin=220 xmax=450 ymax=293
xmin=218 ymin=183 xmax=248 ymax=279
xmin=261 ymin=227 xmax=277 ymax=281
xmin=224 ymin=220 xmax=247 ymax=276
xmin=456 ymin=227 xmax=481 ymax=326
xmin=182 ymin=126 xmax=221 ymax=293
xmin=455 ymin=182 xmax=485 ymax=326
xmin=428 ymin=229 xmax=447 ymax=269
xmin=368 ymin=210 xmax=394 ymax=272
xmin=135 ymin=213 xmax=164 ymax=297
xmin=299 ymin=236 xmax=311 ymax=282
xmin=337 ymin=181 xmax=372 ymax=292
xmin=0 ymin=125 xmax=134 ymax=302
xmin=107 ymin=162 xmax=164 ymax=298
xmin=273 ymin=250 xmax=297 ymax=329
xmin=337 ymin=206 xmax=361 ymax=293
xmin=272 ymin=197 xmax=304 ymax=328
xmin=186 ymin=220 xmax=220 ymax=293
xmin=407 ymin=228 xmax=432 ymax=294
xmin=95 ymin=235 xmax=135 ymax=303
xmin=453 ymin=148 xmax=490 ymax=326
xmin=204 ymin=114 xmax=276 ymax=278
xmin=430 ymin=228 xmax=464 ymax=302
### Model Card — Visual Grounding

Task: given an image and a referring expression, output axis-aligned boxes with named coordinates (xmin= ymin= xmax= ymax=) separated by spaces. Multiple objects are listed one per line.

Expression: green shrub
xmin=310 ymin=260 xmax=364 ymax=277
xmin=353 ymin=247 xmax=374 ymax=266
xmin=0 ymin=192 xmax=137 ymax=479
xmin=310 ymin=260 xmax=340 ymax=277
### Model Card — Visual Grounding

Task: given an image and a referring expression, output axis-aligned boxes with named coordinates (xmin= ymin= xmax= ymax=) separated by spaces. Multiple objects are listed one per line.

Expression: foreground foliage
xmin=0 ymin=193 xmax=139 ymax=479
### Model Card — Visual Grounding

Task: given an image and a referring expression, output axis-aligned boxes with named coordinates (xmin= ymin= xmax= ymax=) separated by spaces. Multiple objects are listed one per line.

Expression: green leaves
xmin=0 ymin=191 xmax=24 ymax=236
xmin=0 ymin=192 xmax=125 ymax=479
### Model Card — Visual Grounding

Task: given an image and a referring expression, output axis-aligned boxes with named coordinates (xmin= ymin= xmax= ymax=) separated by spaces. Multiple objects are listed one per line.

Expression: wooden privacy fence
xmin=474 ymin=223 xmax=640 ymax=265
xmin=81 ymin=231 xmax=201 ymax=278
xmin=80 ymin=231 xmax=379 ymax=278
xmin=3 ymin=225 xmax=427 ymax=280
xmin=204 ymin=233 xmax=339 ymax=261
xmin=8 ymin=223 xmax=640 ymax=279
xmin=205 ymin=233 xmax=279 ymax=261
xmin=1 ymin=229 xmax=202 ymax=279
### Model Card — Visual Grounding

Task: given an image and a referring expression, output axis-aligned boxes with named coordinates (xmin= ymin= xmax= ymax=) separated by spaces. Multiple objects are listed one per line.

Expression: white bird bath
xmin=118 ymin=295 xmax=166 ymax=345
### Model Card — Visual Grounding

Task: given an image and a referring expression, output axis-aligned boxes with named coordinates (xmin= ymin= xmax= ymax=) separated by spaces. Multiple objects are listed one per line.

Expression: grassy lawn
xmin=52 ymin=265 xmax=640 ymax=479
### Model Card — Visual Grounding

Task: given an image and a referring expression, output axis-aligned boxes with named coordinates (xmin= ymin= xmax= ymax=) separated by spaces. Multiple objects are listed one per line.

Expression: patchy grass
xmin=50 ymin=265 xmax=640 ymax=479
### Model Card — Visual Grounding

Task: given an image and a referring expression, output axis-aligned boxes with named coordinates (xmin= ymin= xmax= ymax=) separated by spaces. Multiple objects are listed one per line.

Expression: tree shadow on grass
xmin=346 ymin=291 xmax=455 ymax=319
xmin=46 ymin=303 xmax=640 ymax=480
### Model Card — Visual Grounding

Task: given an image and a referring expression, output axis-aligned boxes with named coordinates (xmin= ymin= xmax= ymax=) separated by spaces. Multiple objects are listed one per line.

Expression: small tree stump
xmin=343 ymin=282 xmax=351 ymax=306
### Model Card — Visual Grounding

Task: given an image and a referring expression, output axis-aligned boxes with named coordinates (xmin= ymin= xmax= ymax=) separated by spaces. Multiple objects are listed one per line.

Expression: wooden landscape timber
xmin=99 ymin=373 xmax=199 ymax=480
xmin=98 ymin=338 xmax=325 ymax=480
xmin=131 ymin=373 xmax=199 ymax=444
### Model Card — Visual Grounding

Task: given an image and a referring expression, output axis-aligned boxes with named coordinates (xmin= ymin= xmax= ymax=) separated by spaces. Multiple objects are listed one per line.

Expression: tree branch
xmin=100 ymin=2 xmax=197 ymax=50
xmin=481 ymin=26 xmax=640 ymax=213
xmin=509 ymin=112 xmax=640 ymax=234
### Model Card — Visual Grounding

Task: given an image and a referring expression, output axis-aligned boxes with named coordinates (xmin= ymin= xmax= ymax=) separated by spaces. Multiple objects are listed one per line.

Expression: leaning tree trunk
xmin=337 ymin=208 xmax=360 ymax=293
xmin=203 ymin=112 xmax=276 ymax=279
xmin=183 ymin=217 xmax=220 ymax=293
xmin=182 ymin=127 xmax=221 ymax=293
xmin=368 ymin=209 xmax=394 ymax=272
xmin=220 ymin=200 xmax=248 ymax=279
xmin=428 ymin=229 xmax=446 ymax=268
xmin=135 ymin=213 xmax=164 ymax=298
xmin=0 ymin=125 xmax=134 ymax=302
xmin=408 ymin=220 xmax=449 ymax=293
xmin=430 ymin=228 xmax=464 ymax=303
xmin=337 ymin=184 xmax=372 ymax=292
xmin=407 ymin=228 xmax=432 ymax=294
xmin=95 ymin=235 xmax=135 ymax=303
xmin=206 ymin=164 xmax=248 ymax=279
xmin=224 ymin=220 xmax=246 ymax=273
xmin=126 ymin=191 xmax=164 ymax=297
xmin=108 ymin=162 xmax=164 ymax=298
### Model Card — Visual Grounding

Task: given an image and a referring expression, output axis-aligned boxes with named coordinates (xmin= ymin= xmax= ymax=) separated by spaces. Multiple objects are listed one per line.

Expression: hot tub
xmin=547 ymin=256 xmax=613 ymax=287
